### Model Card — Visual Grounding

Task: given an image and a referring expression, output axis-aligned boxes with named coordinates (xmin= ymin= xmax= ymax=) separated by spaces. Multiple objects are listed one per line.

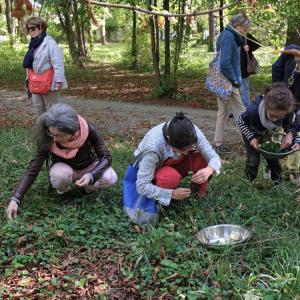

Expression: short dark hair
xmin=264 ymin=82 xmax=295 ymax=112
xmin=25 ymin=17 xmax=47 ymax=32
xmin=164 ymin=112 xmax=197 ymax=149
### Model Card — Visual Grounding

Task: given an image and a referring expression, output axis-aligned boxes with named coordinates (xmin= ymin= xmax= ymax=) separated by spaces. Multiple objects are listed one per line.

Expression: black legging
xmin=242 ymin=136 xmax=282 ymax=183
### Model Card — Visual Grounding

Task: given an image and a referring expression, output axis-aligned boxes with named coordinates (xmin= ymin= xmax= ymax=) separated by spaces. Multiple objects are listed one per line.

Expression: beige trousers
xmin=49 ymin=161 xmax=118 ymax=194
xmin=213 ymin=88 xmax=245 ymax=145
xmin=32 ymin=91 xmax=59 ymax=116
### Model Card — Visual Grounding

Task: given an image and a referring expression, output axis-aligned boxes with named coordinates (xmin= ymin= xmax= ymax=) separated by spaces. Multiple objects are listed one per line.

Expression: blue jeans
xmin=239 ymin=77 xmax=250 ymax=108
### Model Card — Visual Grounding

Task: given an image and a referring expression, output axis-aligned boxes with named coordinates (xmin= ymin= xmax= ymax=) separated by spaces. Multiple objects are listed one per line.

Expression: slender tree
xmin=148 ymin=0 xmax=161 ymax=86
xmin=163 ymin=0 xmax=170 ymax=78
xmin=131 ymin=0 xmax=138 ymax=70
xmin=4 ymin=0 xmax=14 ymax=47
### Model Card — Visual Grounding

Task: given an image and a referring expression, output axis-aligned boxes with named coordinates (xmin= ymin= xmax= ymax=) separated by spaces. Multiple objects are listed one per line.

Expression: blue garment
xmin=216 ymin=26 xmax=243 ymax=87
xmin=239 ymin=77 xmax=250 ymax=108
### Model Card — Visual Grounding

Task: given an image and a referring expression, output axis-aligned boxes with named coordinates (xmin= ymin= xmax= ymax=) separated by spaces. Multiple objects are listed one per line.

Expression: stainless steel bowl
xmin=257 ymin=144 xmax=294 ymax=160
xmin=196 ymin=224 xmax=251 ymax=247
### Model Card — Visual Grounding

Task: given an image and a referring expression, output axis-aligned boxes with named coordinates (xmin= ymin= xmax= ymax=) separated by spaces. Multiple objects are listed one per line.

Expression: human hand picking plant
xmin=75 ymin=173 xmax=92 ymax=187
xmin=172 ymin=188 xmax=191 ymax=200
xmin=250 ymin=138 xmax=259 ymax=149
xmin=6 ymin=200 xmax=18 ymax=219
xmin=192 ymin=166 xmax=214 ymax=184
xmin=280 ymin=132 xmax=293 ymax=149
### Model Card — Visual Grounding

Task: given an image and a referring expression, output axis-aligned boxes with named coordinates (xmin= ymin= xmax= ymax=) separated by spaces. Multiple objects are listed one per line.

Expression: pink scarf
xmin=50 ymin=115 xmax=89 ymax=159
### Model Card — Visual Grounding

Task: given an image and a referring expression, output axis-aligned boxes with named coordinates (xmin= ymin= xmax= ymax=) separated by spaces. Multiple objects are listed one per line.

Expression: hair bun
xmin=175 ymin=112 xmax=186 ymax=120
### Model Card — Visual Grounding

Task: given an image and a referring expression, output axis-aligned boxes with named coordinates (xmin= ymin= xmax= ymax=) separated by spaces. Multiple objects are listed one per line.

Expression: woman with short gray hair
xmin=6 ymin=103 xmax=118 ymax=219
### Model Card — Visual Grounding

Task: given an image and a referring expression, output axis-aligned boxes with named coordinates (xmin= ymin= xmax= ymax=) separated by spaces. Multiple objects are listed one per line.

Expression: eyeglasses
xmin=46 ymin=129 xmax=71 ymax=139
xmin=26 ymin=26 xmax=39 ymax=32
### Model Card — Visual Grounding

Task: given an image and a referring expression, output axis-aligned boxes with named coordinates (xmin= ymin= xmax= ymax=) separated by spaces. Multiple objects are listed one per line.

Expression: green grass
xmin=1 ymin=129 xmax=300 ymax=298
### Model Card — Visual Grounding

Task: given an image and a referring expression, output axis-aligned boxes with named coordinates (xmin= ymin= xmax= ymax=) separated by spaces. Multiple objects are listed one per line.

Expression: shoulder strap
xmin=131 ymin=150 xmax=161 ymax=168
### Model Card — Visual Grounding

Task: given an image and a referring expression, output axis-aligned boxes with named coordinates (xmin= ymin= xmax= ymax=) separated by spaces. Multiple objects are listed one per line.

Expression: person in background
xmin=237 ymin=82 xmax=300 ymax=185
xmin=239 ymin=33 xmax=260 ymax=108
xmin=213 ymin=13 xmax=250 ymax=153
xmin=23 ymin=17 xmax=67 ymax=115
xmin=6 ymin=103 xmax=118 ymax=219
xmin=272 ymin=44 xmax=300 ymax=183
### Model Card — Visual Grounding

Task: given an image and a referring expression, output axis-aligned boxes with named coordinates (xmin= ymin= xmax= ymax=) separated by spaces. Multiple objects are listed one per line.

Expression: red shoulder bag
xmin=28 ymin=67 xmax=54 ymax=95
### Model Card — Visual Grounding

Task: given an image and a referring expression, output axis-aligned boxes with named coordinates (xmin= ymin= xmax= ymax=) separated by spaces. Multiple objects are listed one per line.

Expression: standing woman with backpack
xmin=23 ymin=17 xmax=67 ymax=116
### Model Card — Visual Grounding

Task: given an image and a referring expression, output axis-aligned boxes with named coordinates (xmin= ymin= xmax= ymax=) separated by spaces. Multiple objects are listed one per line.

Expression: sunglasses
xmin=26 ymin=26 xmax=39 ymax=32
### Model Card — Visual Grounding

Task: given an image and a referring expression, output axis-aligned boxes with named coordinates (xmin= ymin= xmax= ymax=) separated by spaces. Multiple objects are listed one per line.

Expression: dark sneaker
xmin=214 ymin=144 xmax=232 ymax=153
xmin=227 ymin=113 xmax=234 ymax=119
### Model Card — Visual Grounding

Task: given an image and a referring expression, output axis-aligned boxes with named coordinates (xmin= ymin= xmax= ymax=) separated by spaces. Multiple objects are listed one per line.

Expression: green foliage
xmin=1 ymin=129 xmax=300 ymax=298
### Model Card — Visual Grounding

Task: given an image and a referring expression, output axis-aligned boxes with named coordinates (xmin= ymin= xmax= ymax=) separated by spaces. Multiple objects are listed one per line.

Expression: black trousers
xmin=243 ymin=136 xmax=282 ymax=183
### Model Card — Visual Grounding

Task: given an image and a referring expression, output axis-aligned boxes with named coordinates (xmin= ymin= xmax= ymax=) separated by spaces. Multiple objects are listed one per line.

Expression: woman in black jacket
xmin=272 ymin=44 xmax=300 ymax=108
xmin=272 ymin=45 xmax=300 ymax=183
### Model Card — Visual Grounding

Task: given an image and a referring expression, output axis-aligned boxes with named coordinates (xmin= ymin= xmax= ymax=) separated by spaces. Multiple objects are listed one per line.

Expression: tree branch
xmin=84 ymin=0 xmax=241 ymax=18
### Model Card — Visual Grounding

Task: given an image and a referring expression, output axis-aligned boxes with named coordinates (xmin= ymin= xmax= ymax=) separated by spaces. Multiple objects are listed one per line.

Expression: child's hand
xmin=281 ymin=132 xmax=293 ymax=149
xmin=250 ymin=138 xmax=259 ymax=149
xmin=291 ymin=143 xmax=300 ymax=151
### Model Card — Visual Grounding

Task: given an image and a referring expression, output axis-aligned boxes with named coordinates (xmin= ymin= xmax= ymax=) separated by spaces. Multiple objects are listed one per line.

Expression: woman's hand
xmin=76 ymin=174 xmax=92 ymax=187
xmin=281 ymin=132 xmax=293 ymax=149
xmin=250 ymin=138 xmax=259 ymax=149
xmin=7 ymin=200 xmax=18 ymax=219
xmin=192 ymin=166 xmax=214 ymax=184
xmin=171 ymin=188 xmax=191 ymax=200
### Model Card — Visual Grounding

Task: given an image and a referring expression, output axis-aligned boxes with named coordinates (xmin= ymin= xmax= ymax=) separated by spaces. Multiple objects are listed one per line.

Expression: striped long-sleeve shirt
xmin=237 ymin=96 xmax=300 ymax=143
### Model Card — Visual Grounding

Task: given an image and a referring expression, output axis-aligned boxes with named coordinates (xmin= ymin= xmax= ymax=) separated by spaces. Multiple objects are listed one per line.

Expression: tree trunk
xmin=163 ymin=0 xmax=170 ymax=78
xmin=208 ymin=17 xmax=215 ymax=51
xmin=148 ymin=0 xmax=161 ymax=86
xmin=18 ymin=18 xmax=27 ymax=44
xmin=131 ymin=3 xmax=138 ymax=70
xmin=57 ymin=3 xmax=83 ymax=67
xmin=4 ymin=0 xmax=14 ymax=47
xmin=73 ymin=0 xmax=87 ymax=59
xmin=172 ymin=0 xmax=185 ymax=87
xmin=219 ymin=0 xmax=224 ymax=33
xmin=100 ymin=18 xmax=107 ymax=45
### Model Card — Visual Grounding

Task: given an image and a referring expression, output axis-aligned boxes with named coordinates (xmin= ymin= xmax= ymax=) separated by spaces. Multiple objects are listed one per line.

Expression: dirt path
xmin=0 ymin=89 xmax=241 ymax=145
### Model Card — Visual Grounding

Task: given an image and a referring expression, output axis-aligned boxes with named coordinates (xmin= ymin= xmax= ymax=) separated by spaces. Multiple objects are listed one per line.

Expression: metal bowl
xmin=257 ymin=144 xmax=294 ymax=160
xmin=196 ymin=224 xmax=251 ymax=247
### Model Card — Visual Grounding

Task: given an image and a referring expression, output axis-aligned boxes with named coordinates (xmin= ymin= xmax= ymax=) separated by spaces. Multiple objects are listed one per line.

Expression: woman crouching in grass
xmin=123 ymin=112 xmax=221 ymax=225
xmin=237 ymin=82 xmax=300 ymax=185
xmin=7 ymin=103 xmax=118 ymax=219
